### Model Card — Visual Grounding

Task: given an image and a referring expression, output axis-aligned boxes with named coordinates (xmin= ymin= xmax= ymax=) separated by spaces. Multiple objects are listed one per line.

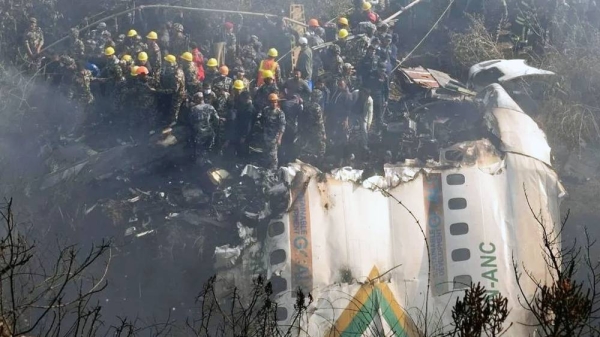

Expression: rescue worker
xmin=158 ymin=54 xmax=186 ymax=124
xmin=296 ymin=37 xmax=313 ymax=88
xmin=69 ymin=61 xmax=94 ymax=114
xmin=282 ymin=68 xmax=311 ymax=102
xmin=256 ymin=48 xmax=281 ymax=87
xmin=360 ymin=2 xmax=381 ymax=25
xmin=189 ymin=91 xmax=220 ymax=165
xmin=338 ymin=17 xmax=350 ymax=31
xmin=125 ymin=29 xmax=146 ymax=55
xmin=328 ymin=78 xmax=353 ymax=161
xmin=357 ymin=44 xmax=379 ymax=85
xmin=98 ymin=47 xmax=124 ymax=97
xmin=113 ymin=65 xmax=139 ymax=126
xmin=204 ymin=58 xmax=219 ymax=85
xmin=223 ymin=22 xmax=237 ymax=66
xmin=170 ymin=23 xmax=187 ymax=56
xmin=146 ymin=31 xmax=162 ymax=79
xmin=132 ymin=66 xmax=159 ymax=130
xmin=232 ymin=90 xmax=257 ymax=159
xmin=180 ymin=52 xmax=199 ymax=95
xmin=120 ymin=54 xmax=134 ymax=74
xmin=190 ymin=42 xmax=205 ymax=82
xmin=212 ymin=66 xmax=233 ymax=92
xmin=364 ymin=62 xmax=389 ymax=134
xmin=136 ymin=52 xmax=153 ymax=77
xmin=254 ymin=70 xmax=279 ymax=111
xmin=348 ymin=87 xmax=373 ymax=160
xmin=249 ymin=93 xmax=286 ymax=169
xmin=305 ymin=18 xmax=324 ymax=47
xmin=240 ymin=35 xmax=259 ymax=73
xmin=296 ymin=89 xmax=326 ymax=165
xmin=68 ymin=28 xmax=85 ymax=59
xmin=23 ymin=17 xmax=44 ymax=70
xmin=233 ymin=67 xmax=250 ymax=92
xmin=202 ymin=82 xmax=217 ymax=106
xmin=232 ymin=80 xmax=246 ymax=98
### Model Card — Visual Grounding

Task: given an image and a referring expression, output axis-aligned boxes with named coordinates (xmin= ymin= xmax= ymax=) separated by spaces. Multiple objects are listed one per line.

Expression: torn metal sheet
xmin=479 ymin=84 xmax=551 ymax=165
xmin=468 ymin=59 xmax=555 ymax=91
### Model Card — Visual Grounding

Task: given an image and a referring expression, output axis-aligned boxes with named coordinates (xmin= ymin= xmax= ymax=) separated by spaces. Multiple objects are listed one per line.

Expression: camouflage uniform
xmin=181 ymin=61 xmax=200 ymax=95
xmin=100 ymin=55 xmax=124 ymax=97
xmin=297 ymin=90 xmax=326 ymax=164
xmin=68 ymin=69 xmax=94 ymax=106
xmin=189 ymin=102 xmax=220 ymax=163
xmin=68 ymin=39 xmax=85 ymax=60
xmin=346 ymin=34 xmax=370 ymax=66
xmin=253 ymin=83 xmax=279 ymax=111
xmin=23 ymin=22 xmax=44 ymax=70
xmin=212 ymin=75 xmax=232 ymax=93
xmin=147 ymin=41 xmax=162 ymax=79
xmin=170 ymin=33 xmax=187 ymax=57
xmin=249 ymin=106 xmax=286 ymax=169
xmin=131 ymin=79 xmax=158 ymax=129
xmin=224 ymin=32 xmax=237 ymax=66
xmin=159 ymin=65 xmax=186 ymax=123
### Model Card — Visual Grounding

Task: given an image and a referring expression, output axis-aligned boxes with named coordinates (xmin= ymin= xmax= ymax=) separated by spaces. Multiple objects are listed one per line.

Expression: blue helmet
xmin=86 ymin=63 xmax=100 ymax=76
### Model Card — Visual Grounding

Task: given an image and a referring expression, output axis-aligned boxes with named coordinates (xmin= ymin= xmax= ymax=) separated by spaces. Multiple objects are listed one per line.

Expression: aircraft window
xmin=270 ymin=275 xmax=288 ymax=295
xmin=444 ymin=149 xmax=464 ymax=162
xmin=270 ymin=249 xmax=287 ymax=265
xmin=453 ymin=275 xmax=472 ymax=289
xmin=450 ymin=222 xmax=469 ymax=235
xmin=446 ymin=174 xmax=465 ymax=185
xmin=448 ymin=198 xmax=467 ymax=210
xmin=277 ymin=307 xmax=288 ymax=321
xmin=452 ymin=248 xmax=471 ymax=262
xmin=269 ymin=221 xmax=285 ymax=237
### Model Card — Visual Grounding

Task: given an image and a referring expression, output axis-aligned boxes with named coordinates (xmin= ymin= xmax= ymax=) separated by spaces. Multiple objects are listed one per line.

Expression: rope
xmin=390 ymin=0 xmax=455 ymax=73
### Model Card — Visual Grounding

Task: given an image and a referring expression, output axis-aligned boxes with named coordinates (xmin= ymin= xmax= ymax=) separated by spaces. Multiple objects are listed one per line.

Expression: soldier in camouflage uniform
xmin=146 ymin=31 xmax=162 ymax=82
xmin=296 ymin=89 xmax=326 ymax=165
xmin=68 ymin=28 xmax=85 ymax=60
xmin=113 ymin=66 xmax=139 ymax=128
xmin=23 ymin=17 xmax=44 ymax=71
xmin=189 ymin=92 xmax=220 ymax=165
xmin=158 ymin=55 xmax=186 ymax=124
xmin=98 ymin=47 xmax=124 ymax=98
xmin=170 ymin=23 xmax=187 ymax=56
xmin=180 ymin=52 xmax=199 ymax=95
xmin=212 ymin=66 xmax=233 ymax=93
xmin=131 ymin=67 xmax=159 ymax=132
xmin=223 ymin=22 xmax=237 ymax=67
xmin=233 ymin=67 xmax=250 ymax=93
xmin=240 ymin=37 xmax=258 ymax=74
xmin=249 ymin=93 xmax=286 ymax=169
xmin=253 ymin=71 xmax=279 ymax=111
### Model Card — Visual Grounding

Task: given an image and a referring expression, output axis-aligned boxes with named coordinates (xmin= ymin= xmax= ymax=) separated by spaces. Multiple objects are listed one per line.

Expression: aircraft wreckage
xmin=37 ymin=60 xmax=563 ymax=336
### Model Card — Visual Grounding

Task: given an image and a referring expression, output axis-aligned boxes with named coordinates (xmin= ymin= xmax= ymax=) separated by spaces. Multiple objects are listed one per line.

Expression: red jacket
xmin=192 ymin=48 xmax=205 ymax=82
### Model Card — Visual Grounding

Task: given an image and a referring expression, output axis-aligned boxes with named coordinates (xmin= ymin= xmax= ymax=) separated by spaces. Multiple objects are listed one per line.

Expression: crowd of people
xmin=23 ymin=0 xmax=400 ymax=170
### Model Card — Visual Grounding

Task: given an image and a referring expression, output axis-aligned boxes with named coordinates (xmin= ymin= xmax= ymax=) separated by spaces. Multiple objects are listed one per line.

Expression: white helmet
xmin=298 ymin=37 xmax=308 ymax=45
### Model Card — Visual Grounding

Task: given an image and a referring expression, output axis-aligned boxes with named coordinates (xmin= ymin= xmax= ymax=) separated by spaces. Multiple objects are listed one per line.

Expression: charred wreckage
xmin=31 ymin=60 xmax=559 ymax=331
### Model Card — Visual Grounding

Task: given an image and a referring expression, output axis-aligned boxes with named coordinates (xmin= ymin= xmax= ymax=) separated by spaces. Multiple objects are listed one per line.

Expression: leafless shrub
xmin=441 ymin=283 xmax=509 ymax=337
xmin=449 ymin=15 xmax=509 ymax=75
xmin=513 ymin=190 xmax=600 ymax=336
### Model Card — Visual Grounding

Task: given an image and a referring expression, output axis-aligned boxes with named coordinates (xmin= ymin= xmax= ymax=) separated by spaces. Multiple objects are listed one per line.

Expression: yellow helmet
xmin=338 ymin=29 xmax=349 ymax=39
xmin=362 ymin=1 xmax=372 ymax=10
xmin=146 ymin=31 xmax=158 ymax=39
xmin=121 ymin=54 xmax=132 ymax=62
xmin=104 ymin=46 xmax=115 ymax=56
xmin=233 ymin=79 xmax=245 ymax=90
xmin=180 ymin=52 xmax=193 ymax=62
xmin=267 ymin=48 xmax=278 ymax=57
xmin=338 ymin=17 xmax=349 ymax=26
xmin=127 ymin=29 xmax=138 ymax=37
xmin=207 ymin=58 xmax=218 ymax=67
xmin=164 ymin=54 xmax=177 ymax=65
xmin=262 ymin=70 xmax=274 ymax=79
xmin=137 ymin=52 xmax=148 ymax=61
xmin=130 ymin=65 xmax=139 ymax=76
